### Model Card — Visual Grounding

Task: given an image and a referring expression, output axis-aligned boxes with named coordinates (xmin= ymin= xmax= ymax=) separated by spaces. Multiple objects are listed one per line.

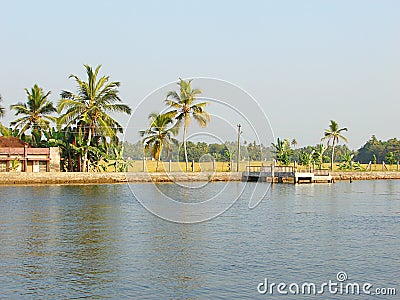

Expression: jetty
xmin=242 ymin=165 xmax=332 ymax=183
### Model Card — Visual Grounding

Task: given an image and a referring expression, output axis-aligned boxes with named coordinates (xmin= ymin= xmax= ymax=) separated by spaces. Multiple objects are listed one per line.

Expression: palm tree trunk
xmin=156 ymin=144 xmax=163 ymax=172
xmin=331 ymin=142 xmax=335 ymax=171
xmin=83 ymin=126 xmax=93 ymax=172
xmin=77 ymin=153 xmax=82 ymax=172
xmin=183 ymin=124 xmax=188 ymax=172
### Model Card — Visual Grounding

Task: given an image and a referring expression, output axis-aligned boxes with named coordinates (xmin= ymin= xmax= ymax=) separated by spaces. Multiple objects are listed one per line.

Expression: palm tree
xmin=321 ymin=120 xmax=348 ymax=170
xmin=0 ymin=94 xmax=7 ymax=134
xmin=165 ymin=78 xmax=210 ymax=171
xmin=291 ymin=138 xmax=298 ymax=149
xmin=10 ymin=84 xmax=56 ymax=146
xmin=58 ymin=64 xmax=132 ymax=172
xmin=140 ymin=112 xmax=178 ymax=172
xmin=0 ymin=94 xmax=5 ymax=118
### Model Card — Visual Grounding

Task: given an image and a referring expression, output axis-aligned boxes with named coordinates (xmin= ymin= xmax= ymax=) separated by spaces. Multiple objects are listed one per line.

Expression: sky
xmin=0 ymin=0 xmax=399 ymax=149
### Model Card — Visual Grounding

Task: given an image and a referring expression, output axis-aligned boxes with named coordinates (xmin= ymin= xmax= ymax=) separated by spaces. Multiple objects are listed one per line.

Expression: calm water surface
xmin=0 ymin=181 xmax=399 ymax=299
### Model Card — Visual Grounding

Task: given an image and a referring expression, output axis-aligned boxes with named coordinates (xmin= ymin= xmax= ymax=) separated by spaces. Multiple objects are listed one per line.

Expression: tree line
xmin=1 ymin=70 xmax=398 ymax=172
xmin=0 ymin=65 xmax=131 ymax=172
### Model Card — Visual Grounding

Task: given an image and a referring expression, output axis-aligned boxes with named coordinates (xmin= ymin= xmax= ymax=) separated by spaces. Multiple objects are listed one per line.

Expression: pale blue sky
xmin=1 ymin=0 xmax=399 ymax=148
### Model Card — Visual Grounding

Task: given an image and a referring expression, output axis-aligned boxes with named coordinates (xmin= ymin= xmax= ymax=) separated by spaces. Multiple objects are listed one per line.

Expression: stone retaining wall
xmin=0 ymin=172 xmax=242 ymax=185
xmin=0 ymin=171 xmax=399 ymax=185
xmin=331 ymin=172 xmax=400 ymax=181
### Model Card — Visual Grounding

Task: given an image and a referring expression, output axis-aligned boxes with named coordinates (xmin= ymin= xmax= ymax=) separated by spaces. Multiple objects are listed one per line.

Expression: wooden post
xmin=271 ymin=159 xmax=275 ymax=184
xmin=143 ymin=157 xmax=146 ymax=172
xmin=191 ymin=160 xmax=194 ymax=172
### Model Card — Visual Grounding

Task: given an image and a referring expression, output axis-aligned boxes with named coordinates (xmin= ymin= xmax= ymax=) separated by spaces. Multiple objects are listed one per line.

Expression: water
xmin=0 ymin=181 xmax=399 ymax=299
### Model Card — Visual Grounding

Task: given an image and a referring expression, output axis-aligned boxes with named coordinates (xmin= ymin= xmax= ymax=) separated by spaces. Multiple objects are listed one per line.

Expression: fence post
xmin=169 ymin=160 xmax=172 ymax=172
xmin=191 ymin=160 xmax=195 ymax=172
xmin=143 ymin=157 xmax=146 ymax=172
xmin=271 ymin=159 xmax=275 ymax=183
xmin=213 ymin=159 xmax=216 ymax=172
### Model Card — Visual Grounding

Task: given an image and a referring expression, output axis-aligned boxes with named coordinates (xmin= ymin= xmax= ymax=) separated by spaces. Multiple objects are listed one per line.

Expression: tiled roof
xmin=0 ymin=136 xmax=30 ymax=148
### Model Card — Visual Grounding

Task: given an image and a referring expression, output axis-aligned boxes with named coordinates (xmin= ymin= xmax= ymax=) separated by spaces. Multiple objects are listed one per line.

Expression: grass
xmin=125 ymin=160 xmax=251 ymax=172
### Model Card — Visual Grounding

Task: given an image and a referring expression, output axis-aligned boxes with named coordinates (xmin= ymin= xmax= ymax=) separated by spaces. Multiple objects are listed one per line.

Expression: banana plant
xmin=299 ymin=149 xmax=314 ymax=167
xmin=338 ymin=152 xmax=363 ymax=171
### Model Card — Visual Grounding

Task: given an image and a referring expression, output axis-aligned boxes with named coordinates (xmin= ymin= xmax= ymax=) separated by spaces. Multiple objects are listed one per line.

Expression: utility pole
xmin=237 ymin=124 xmax=241 ymax=172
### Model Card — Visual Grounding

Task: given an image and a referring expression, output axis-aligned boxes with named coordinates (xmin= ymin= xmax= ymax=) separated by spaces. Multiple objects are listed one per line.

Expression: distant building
xmin=0 ymin=137 xmax=60 ymax=172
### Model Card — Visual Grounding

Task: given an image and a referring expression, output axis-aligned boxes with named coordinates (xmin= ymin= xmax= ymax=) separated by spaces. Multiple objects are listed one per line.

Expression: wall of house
xmin=49 ymin=147 xmax=60 ymax=172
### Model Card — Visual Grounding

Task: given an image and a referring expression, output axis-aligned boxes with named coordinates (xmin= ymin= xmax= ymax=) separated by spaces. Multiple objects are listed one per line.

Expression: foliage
xmin=247 ymin=141 xmax=262 ymax=161
xmin=299 ymin=149 xmax=314 ymax=167
xmin=354 ymin=135 xmax=400 ymax=163
xmin=9 ymin=157 xmax=21 ymax=171
xmin=58 ymin=65 xmax=131 ymax=171
xmin=321 ymin=120 xmax=348 ymax=170
xmin=291 ymin=138 xmax=298 ymax=148
xmin=123 ymin=140 xmax=147 ymax=159
xmin=338 ymin=152 xmax=364 ymax=171
xmin=272 ymin=138 xmax=292 ymax=165
xmin=140 ymin=112 xmax=179 ymax=171
xmin=0 ymin=94 xmax=5 ymax=118
xmin=312 ymin=144 xmax=326 ymax=169
xmin=165 ymin=78 xmax=210 ymax=171
xmin=108 ymin=146 xmax=133 ymax=172
xmin=385 ymin=152 xmax=397 ymax=165
xmin=10 ymin=84 xmax=56 ymax=146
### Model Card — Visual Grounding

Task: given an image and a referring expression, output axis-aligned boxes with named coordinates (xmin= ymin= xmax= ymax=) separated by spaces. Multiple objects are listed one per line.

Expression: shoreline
xmin=0 ymin=171 xmax=400 ymax=185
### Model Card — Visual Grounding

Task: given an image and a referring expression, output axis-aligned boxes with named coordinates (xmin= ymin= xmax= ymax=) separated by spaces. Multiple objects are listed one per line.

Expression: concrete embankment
xmin=0 ymin=171 xmax=399 ymax=185
xmin=331 ymin=172 xmax=400 ymax=181
xmin=0 ymin=172 xmax=242 ymax=185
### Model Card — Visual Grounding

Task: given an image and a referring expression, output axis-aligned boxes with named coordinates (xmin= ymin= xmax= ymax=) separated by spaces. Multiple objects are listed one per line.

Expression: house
xmin=0 ymin=137 xmax=60 ymax=172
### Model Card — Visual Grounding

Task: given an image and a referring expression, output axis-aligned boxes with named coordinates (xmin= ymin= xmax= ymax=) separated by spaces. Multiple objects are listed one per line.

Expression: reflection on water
xmin=0 ymin=181 xmax=399 ymax=299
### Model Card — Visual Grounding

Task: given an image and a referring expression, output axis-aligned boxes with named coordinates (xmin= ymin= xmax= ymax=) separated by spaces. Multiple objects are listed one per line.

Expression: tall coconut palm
xmin=165 ymin=78 xmax=210 ymax=171
xmin=58 ymin=64 xmax=132 ymax=172
xmin=321 ymin=120 xmax=348 ymax=170
xmin=0 ymin=94 xmax=6 ymax=134
xmin=0 ymin=94 xmax=5 ymax=118
xmin=10 ymin=84 xmax=56 ymax=146
xmin=140 ymin=112 xmax=178 ymax=172
xmin=291 ymin=138 xmax=298 ymax=149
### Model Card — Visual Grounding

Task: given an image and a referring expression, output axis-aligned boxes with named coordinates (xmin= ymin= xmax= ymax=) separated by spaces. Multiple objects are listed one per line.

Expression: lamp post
xmin=237 ymin=124 xmax=242 ymax=172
